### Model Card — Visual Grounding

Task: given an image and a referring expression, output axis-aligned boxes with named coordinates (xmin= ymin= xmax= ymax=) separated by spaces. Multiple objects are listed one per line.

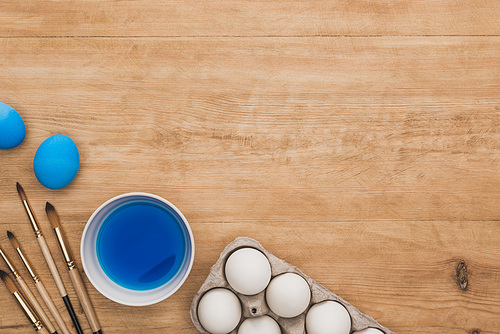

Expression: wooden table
xmin=0 ymin=1 xmax=499 ymax=333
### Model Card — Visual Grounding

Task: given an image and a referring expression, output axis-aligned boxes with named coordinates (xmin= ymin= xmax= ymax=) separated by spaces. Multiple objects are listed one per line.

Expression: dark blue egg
xmin=0 ymin=102 xmax=26 ymax=149
xmin=33 ymin=134 xmax=80 ymax=189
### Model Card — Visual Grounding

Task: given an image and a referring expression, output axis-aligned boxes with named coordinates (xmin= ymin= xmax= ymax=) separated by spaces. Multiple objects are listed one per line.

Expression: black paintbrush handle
xmin=63 ymin=295 xmax=84 ymax=334
xmin=94 ymin=331 xmax=103 ymax=334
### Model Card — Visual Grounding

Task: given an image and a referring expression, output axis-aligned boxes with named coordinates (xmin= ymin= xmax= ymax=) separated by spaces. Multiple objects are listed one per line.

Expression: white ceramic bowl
xmin=81 ymin=192 xmax=195 ymax=306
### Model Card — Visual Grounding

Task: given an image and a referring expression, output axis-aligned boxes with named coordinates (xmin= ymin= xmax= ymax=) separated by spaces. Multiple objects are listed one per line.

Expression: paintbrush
xmin=46 ymin=202 xmax=103 ymax=334
xmin=0 ymin=246 xmax=58 ymax=334
xmin=8 ymin=231 xmax=72 ymax=334
xmin=0 ymin=269 xmax=50 ymax=334
xmin=16 ymin=182 xmax=84 ymax=334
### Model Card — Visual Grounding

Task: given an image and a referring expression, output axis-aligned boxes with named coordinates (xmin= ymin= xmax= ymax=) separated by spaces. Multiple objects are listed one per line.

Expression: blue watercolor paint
xmin=96 ymin=200 xmax=187 ymax=291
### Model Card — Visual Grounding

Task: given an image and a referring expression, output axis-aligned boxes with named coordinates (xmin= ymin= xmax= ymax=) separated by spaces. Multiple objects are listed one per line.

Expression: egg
xmin=0 ymin=102 xmax=26 ymax=149
xmin=266 ymin=273 xmax=311 ymax=318
xmin=197 ymin=288 xmax=242 ymax=334
xmin=353 ymin=328 xmax=385 ymax=334
xmin=305 ymin=301 xmax=351 ymax=334
xmin=225 ymin=248 xmax=272 ymax=295
xmin=33 ymin=134 xmax=80 ymax=189
xmin=237 ymin=315 xmax=281 ymax=334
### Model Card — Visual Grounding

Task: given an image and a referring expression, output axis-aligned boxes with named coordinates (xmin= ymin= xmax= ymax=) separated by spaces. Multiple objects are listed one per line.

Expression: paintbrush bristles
xmin=45 ymin=202 xmax=61 ymax=229
xmin=16 ymin=182 xmax=27 ymax=201
xmin=0 ymin=270 xmax=18 ymax=294
xmin=7 ymin=231 xmax=21 ymax=249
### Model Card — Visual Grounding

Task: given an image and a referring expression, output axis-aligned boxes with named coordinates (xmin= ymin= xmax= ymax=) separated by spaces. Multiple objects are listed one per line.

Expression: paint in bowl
xmin=81 ymin=193 xmax=194 ymax=306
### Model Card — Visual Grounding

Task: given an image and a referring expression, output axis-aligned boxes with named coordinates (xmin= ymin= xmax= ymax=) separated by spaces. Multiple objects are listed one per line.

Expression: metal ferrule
xmin=13 ymin=291 xmax=44 ymax=330
xmin=33 ymin=320 xmax=44 ymax=331
xmin=22 ymin=200 xmax=42 ymax=237
xmin=54 ymin=227 xmax=75 ymax=270
xmin=67 ymin=260 xmax=76 ymax=271
xmin=0 ymin=249 xmax=19 ymax=277
xmin=16 ymin=249 xmax=39 ymax=282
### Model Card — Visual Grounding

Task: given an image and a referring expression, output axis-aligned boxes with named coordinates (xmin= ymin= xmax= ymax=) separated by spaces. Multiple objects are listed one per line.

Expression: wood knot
xmin=456 ymin=260 xmax=468 ymax=291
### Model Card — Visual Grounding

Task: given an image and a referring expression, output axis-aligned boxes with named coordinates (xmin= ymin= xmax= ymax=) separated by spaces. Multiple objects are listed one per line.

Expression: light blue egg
xmin=33 ymin=134 xmax=80 ymax=189
xmin=0 ymin=102 xmax=26 ymax=149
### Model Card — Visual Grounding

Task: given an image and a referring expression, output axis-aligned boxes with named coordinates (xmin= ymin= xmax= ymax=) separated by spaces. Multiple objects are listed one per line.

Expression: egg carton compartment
xmin=191 ymin=237 xmax=395 ymax=334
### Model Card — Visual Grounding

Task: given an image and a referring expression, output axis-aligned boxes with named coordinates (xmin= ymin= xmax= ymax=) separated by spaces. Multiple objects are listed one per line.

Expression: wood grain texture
xmin=0 ymin=0 xmax=499 ymax=37
xmin=0 ymin=2 xmax=499 ymax=333
xmin=0 ymin=220 xmax=499 ymax=333
xmin=0 ymin=37 xmax=498 ymax=222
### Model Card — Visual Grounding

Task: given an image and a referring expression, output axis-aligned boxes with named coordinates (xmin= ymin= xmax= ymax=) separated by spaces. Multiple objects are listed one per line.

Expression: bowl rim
xmin=80 ymin=192 xmax=195 ymax=306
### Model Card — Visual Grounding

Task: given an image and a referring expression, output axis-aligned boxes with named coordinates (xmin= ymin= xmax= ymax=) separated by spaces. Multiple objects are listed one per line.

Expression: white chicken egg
xmin=225 ymin=247 xmax=272 ymax=295
xmin=197 ymin=288 xmax=241 ymax=334
xmin=265 ymin=273 xmax=311 ymax=318
xmin=305 ymin=300 xmax=351 ymax=334
xmin=237 ymin=315 xmax=281 ymax=334
xmin=353 ymin=328 xmax=385 ymax=334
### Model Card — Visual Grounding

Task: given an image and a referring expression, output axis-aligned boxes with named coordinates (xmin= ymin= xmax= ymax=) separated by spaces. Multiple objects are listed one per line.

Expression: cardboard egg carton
xmin=190 ymin=237 xmax=395 ymax=334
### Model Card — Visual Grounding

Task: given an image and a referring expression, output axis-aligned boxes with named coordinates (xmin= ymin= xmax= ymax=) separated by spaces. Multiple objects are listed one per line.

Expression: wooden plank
xmin=0 ymin=0 xmax=499 ymax=37
xmin=0 ymin=220 xmax=498 ymax=333
xmin=0 ymin=37 xmax=498 ymax=222
xmin=0 ymin=36 xmax=498 ymax=333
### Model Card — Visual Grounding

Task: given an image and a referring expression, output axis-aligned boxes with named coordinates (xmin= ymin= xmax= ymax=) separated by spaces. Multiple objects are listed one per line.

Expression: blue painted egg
xmin=34 ymin=134 xmax=80 ymax=189
xmin=0 ymin=102 xmax=26 ymax=149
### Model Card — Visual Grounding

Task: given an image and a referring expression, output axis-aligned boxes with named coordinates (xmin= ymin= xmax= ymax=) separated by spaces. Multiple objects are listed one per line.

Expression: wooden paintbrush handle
xmin=69 ymin=268 xmax=101 ymax=333
xmin=37 ymin=327 xmax=50 ymax=334
xmin=37 ymin=235 xmax=67 ymax=297
xmin=35 ymin=280 xmax=72 ymax=334
xmin=16 ymin=276 xmax=57 ymax=334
